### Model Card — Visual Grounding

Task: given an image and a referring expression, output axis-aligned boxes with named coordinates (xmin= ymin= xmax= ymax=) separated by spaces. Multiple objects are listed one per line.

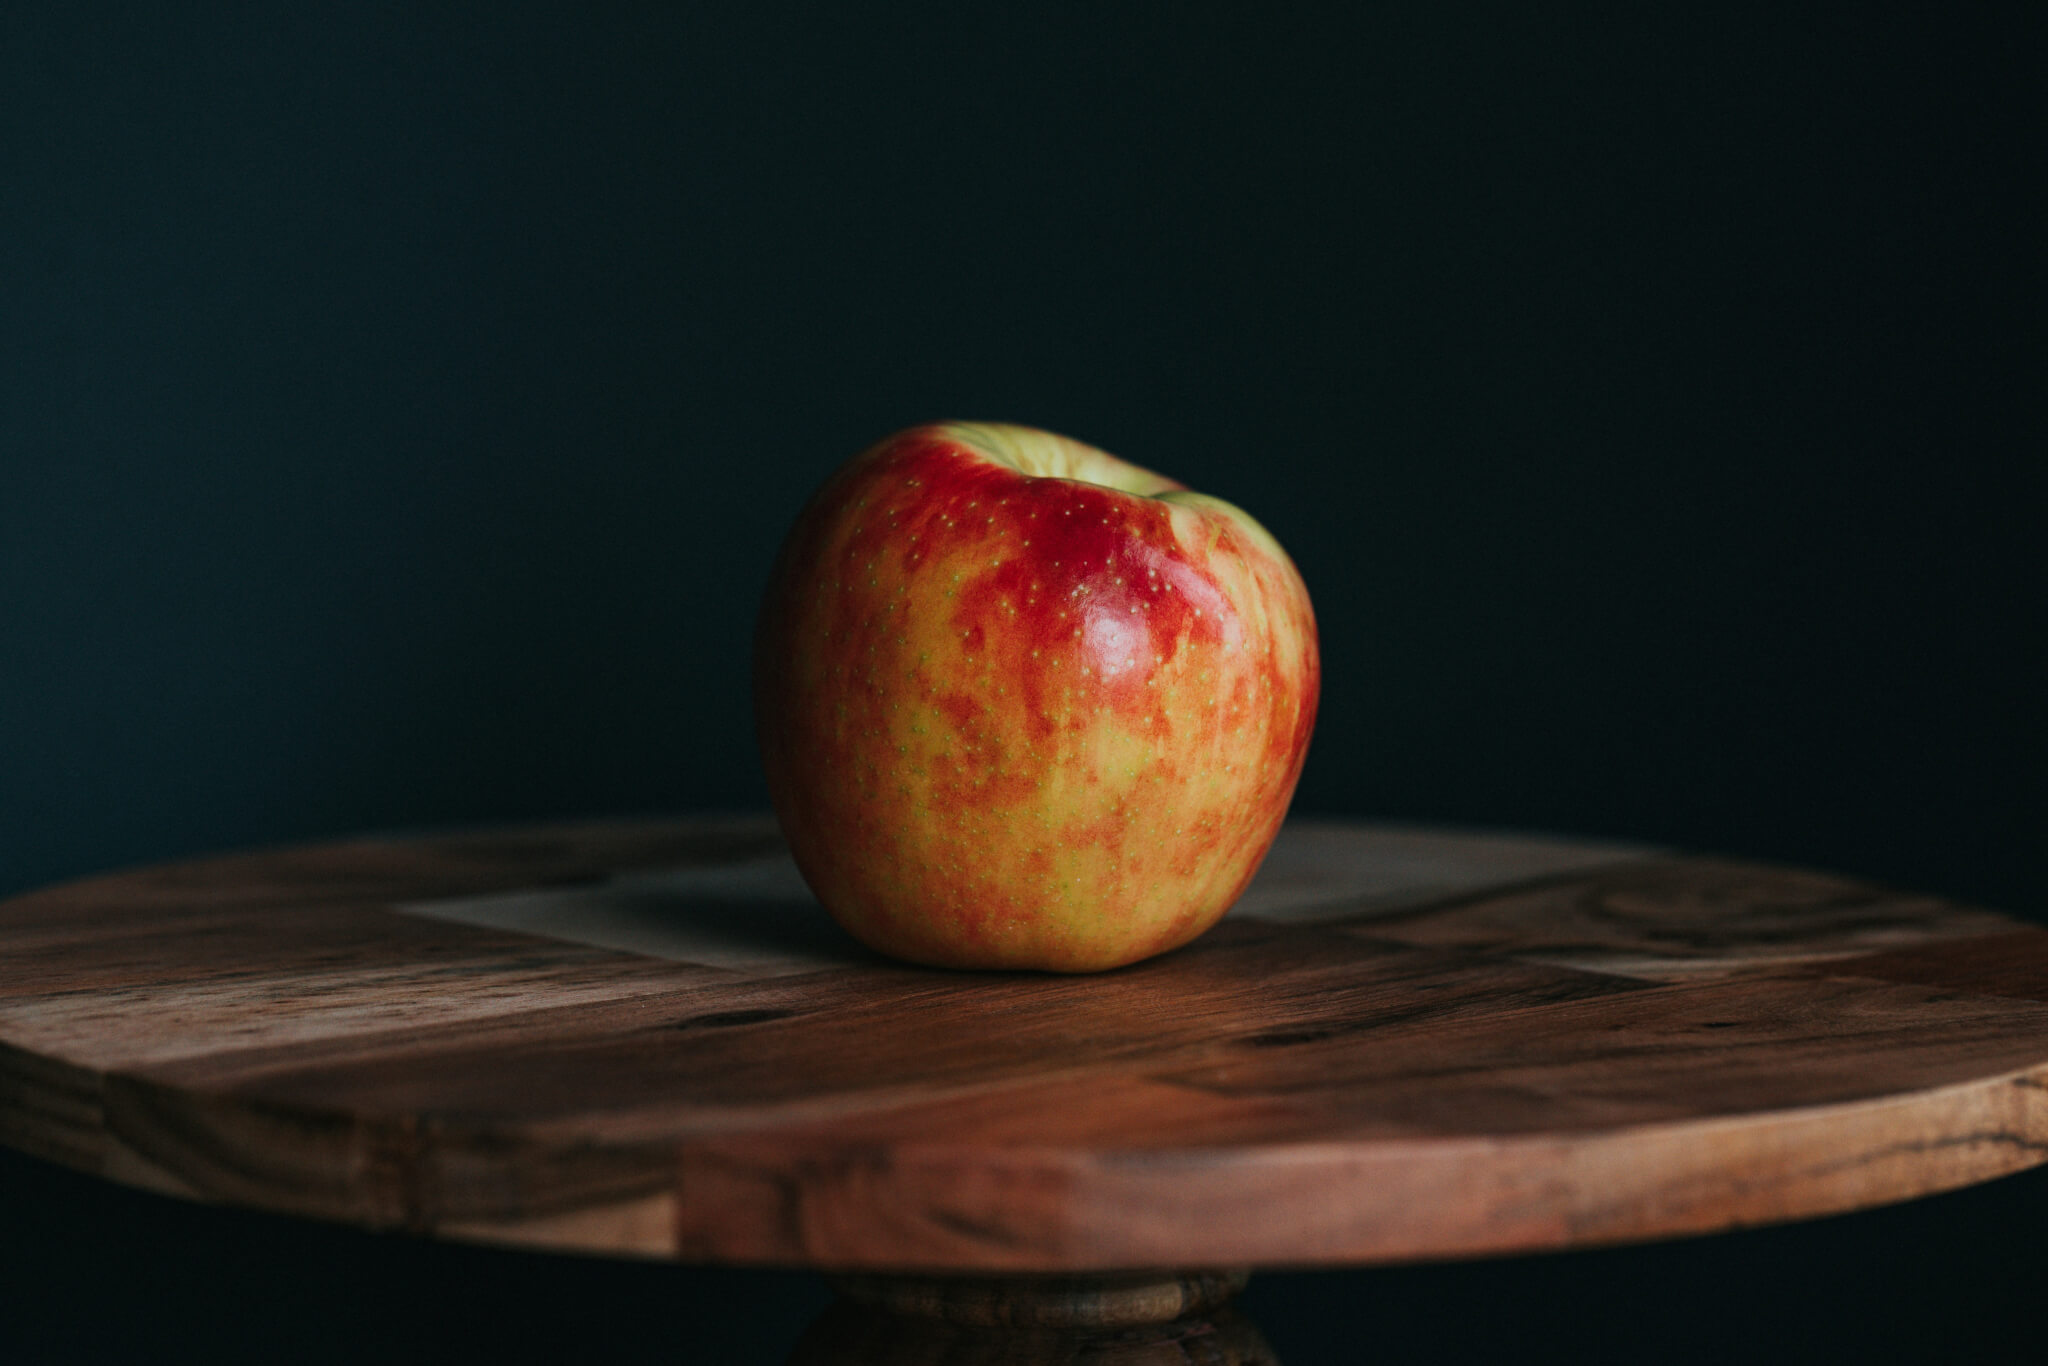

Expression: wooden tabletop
xmin=2 ymin=816 xmax=2044 ymax=1273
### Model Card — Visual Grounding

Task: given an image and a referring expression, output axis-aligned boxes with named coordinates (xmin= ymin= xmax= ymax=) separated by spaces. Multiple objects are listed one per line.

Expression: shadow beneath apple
xmin=584 ymin=882 xmax=889 ymax=974
xmin=398 ymin=852 xmax=891 ymax=976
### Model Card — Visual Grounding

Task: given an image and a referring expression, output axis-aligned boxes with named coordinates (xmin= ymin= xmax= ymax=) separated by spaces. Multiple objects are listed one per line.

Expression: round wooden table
xmin=4 ymin=817 xmax=2045 ymax=1360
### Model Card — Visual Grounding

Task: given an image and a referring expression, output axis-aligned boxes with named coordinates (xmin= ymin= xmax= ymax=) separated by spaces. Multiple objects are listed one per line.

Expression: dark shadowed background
xmin=3 ymin=3 xmax=2042 ymax=1362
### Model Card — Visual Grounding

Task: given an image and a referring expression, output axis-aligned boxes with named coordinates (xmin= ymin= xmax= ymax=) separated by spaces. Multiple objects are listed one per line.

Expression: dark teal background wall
xmin=3 ymin=4 xmax=2042 ymax=1361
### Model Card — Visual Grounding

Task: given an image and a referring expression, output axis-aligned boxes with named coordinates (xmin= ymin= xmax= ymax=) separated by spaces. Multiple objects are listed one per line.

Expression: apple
xmin=753 ymin=422 xmax=1319 ymax=972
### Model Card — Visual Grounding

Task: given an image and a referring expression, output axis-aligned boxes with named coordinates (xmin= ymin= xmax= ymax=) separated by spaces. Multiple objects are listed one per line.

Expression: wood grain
xmin=1 ymin=817 xmax=2043 ymax=1271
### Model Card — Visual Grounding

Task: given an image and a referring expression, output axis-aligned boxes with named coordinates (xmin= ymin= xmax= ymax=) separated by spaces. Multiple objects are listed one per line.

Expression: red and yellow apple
xmin=753 ymin=422 xmax=1319 ymax=972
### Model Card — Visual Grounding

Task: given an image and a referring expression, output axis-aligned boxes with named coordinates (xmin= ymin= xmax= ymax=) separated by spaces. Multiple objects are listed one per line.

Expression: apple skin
xmin=753 ymin=422 xmax=1319 ymax=972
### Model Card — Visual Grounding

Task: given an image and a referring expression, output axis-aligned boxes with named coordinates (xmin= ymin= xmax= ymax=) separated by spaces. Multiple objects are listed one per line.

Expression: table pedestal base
xmin=826 ymin=1268 xmax=1251 ymax=1327
xmin=794 ymin=1271 xmax=1274 ymax=1364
